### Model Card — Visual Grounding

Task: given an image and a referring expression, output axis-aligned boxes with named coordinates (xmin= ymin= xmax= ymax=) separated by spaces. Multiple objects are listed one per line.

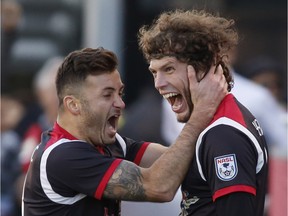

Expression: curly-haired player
xmin=138 ymin=9 xmax=268 ymax=216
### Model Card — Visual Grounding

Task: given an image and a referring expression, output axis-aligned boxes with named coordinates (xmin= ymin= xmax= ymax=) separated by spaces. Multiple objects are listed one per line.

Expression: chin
xmin=176 ymin=110 xmax=191 ymax=123
xmin=176 ymin=114 xmax=189 ymax=123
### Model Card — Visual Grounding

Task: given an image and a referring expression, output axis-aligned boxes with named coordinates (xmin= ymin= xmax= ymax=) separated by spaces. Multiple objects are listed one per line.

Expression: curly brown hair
xmin=138 ymin=9 xmax=238 ymax=91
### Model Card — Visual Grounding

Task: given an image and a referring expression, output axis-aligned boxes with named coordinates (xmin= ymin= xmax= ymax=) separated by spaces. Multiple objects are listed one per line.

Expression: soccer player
xmin=138 ymin=9 xmax=269 ymax=216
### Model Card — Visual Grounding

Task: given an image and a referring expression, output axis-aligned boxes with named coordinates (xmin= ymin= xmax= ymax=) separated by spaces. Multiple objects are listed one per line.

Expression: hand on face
xmin=187 ymin=64 xmax=228 ymax=118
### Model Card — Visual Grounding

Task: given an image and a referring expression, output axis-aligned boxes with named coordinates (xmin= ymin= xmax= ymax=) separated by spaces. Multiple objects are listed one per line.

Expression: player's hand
xmin=187 ymin=64 xmax=228 ymax=119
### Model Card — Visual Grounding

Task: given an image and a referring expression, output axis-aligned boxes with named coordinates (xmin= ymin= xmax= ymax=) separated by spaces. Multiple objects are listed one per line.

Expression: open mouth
xmin=163 ymin=92 xmax=184 ymax=113
xmin=163 ymin=92 xmax=178 ymax=105
xmin=107 ymin=115 xmax=120 ymax=137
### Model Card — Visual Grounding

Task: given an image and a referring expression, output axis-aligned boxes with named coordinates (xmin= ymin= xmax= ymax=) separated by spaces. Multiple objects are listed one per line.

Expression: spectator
xmin=14 ymin=57 xmax=63 ymax=207
xmin=1 ymin=0 xmax=22 ymax=93
xmin=1 ymin=95 xmax=25 ymax=216
xmin=243 ymin=56 xmax=287 ymax=109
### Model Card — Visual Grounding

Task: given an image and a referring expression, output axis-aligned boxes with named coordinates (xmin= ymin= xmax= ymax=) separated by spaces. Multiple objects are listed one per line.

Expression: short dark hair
xmin=138 ymin=9 xmax=238 ymax=91
xmin=56 ymin=47 xmax=118 ymax=106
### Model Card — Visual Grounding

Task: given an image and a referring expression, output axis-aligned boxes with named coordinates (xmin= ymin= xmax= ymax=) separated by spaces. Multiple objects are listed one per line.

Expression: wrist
xmin=192 ymin=105 xmax=215 ymax=121
xmin=185 ymin=107 xmax=215 ymax=133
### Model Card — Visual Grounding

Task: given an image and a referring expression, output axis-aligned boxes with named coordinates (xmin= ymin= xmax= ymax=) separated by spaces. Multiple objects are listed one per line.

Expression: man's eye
xmin=151 ymin=71 xmax=157 ymax=78
xmin=119 ymin=92 xmax=125 ymax=98
xmin=165 ymin=67 xmax=173 ymax=72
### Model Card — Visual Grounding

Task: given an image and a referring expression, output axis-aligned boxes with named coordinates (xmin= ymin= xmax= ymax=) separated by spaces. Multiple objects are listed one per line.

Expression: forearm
xmin=139 ymin=143 xmax=167 ymax=168
xmin=142 ymin=108 xmax=212 ymax=201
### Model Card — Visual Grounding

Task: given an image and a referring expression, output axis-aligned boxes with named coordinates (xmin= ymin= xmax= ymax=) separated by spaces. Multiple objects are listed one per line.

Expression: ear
xmin=63 ymin=95 xmax=80 ymax=115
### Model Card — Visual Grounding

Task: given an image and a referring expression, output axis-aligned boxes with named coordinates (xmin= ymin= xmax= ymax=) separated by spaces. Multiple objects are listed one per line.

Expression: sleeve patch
xmin=214 ymin=154 xmax=238 ymax=181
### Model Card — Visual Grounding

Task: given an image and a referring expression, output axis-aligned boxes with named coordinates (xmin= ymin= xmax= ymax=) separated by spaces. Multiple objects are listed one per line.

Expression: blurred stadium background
xmin=2 ymin=0 xmax=287 ymax=106
xmin=1 ymin=0 xmax=287 ymax=216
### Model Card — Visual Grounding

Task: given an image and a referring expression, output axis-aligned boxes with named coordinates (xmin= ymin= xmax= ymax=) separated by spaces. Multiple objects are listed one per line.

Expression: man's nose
xmin=154 ymin=72 xmax=167 ymax=90
xmin=114 ymin=96 xmax=125 ymax=109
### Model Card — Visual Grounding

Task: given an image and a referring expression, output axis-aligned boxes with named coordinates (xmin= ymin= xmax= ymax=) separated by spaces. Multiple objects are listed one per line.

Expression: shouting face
xmin=149 ymin=56 xmax=194 ymax=123
xmin=77 ymin=70 xmax=125 ymax=145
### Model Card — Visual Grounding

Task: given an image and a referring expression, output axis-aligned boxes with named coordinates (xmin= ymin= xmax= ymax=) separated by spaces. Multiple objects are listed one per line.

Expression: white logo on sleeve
xmin=214 ymin=154 xmax=238 ymax=181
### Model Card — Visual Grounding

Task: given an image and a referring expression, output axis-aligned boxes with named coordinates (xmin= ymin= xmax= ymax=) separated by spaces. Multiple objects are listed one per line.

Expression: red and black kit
xmin=23 ymin=123 xmax=150 ymax=216
xmin=180 ymin=94 xmax=269 ymax=216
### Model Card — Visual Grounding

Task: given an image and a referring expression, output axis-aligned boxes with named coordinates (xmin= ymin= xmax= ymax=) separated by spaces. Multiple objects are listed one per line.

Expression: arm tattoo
xmin=104 ymin=161 xmax=147 ymax=201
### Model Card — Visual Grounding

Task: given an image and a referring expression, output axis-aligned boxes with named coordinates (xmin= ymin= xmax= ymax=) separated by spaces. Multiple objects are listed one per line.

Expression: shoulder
xmin=44 ymin=139 xmax=98 ymax=162
xmin=197 ymin=118 xmax=257 ymax=155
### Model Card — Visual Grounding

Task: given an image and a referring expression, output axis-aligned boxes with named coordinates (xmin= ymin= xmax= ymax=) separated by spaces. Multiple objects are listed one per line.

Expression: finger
xmin=203 ymin=64 xmax=217 ymax=80
xmin=214 ymin=64 xmax=224 ymax=76
xmin=187 ymin=65 xmax=198 ymax=85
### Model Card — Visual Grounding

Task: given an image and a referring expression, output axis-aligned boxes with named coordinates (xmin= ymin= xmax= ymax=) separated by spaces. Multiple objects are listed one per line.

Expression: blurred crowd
xmin=1 ymin=0 xmax=287 ymax=216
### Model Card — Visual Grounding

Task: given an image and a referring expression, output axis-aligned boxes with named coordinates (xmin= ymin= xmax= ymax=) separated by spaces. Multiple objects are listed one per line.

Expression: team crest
xmin=214 ymin=154 xmax=238 ymax=181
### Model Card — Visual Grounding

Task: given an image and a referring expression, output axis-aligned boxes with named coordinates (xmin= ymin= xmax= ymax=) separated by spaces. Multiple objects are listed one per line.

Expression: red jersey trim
xmin=95 ymin=159 xmax=122 ymax=200
xmin=210 ymin=94 xmax=246 ymax=127
xmin=54 ymin=122 xmax=78 ymax=140
xmin=46 ymin=123 xmax=79 ymax=149
xmin=133 ymin=142 xmax=150 ymax=165
xmin=213 ymin=185 xmax=256 ymax=201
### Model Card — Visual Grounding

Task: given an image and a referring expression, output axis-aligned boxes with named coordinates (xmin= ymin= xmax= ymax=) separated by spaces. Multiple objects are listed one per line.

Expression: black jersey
xmin=180 ymin=94 xmax=269 ymax=216
xmin=22 ymin=123 xmax=150 ymax=216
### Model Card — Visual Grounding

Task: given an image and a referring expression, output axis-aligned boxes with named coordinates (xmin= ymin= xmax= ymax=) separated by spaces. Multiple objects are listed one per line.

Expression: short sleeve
xmin=199 ymin=125 xmax=258 ymax=201
xmin=121 ymin=136 xmax=150 ymax=165
xmin=45 ymin=141 xmax=122 ymax=200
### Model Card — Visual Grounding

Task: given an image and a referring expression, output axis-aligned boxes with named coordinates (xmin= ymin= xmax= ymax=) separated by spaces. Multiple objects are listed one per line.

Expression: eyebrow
xmin=149 ymin=60 xmax=174 ymax=72
xmin=103 ymin=84 xmax=125 ymax=91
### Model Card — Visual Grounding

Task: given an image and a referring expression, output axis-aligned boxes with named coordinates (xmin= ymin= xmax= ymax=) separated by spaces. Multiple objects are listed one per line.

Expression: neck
xmin=57 ymin=114 xmax=83 ymax=141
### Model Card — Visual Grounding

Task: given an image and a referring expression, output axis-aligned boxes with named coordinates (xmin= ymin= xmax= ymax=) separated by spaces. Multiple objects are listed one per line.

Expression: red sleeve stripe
xmin=94 ymin=159 xmax=122 ymax=200
xmin=213 ymin=185 xmax=256 ymax=201
xmin=133 ymin=142 xmax=150 ymax=165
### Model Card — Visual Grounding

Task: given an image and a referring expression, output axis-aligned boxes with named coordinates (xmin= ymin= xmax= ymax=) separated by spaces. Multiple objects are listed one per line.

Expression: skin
xmin=149 ymin=57 xmax=192 ymax=122
xmin=57 ymin=65 xmax=228 ymax=202
xmin=149 ymin=56 xmax=223 ymax=123
xmin=58 ymin=70 xmax=125 ymax=146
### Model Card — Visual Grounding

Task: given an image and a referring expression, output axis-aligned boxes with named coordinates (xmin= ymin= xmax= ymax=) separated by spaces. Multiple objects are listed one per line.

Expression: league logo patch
xmin=214 ymin=154 xmax=238 ymax=181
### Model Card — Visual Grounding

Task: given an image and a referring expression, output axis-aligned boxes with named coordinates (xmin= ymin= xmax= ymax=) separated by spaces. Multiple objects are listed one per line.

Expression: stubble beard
xmin=80 ymin=102 xmax=104 ymax=145
xmin=177 ymin=91 xmax=194 ymax=123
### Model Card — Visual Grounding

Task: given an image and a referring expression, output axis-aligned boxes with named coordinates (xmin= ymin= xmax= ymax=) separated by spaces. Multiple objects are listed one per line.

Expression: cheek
xmin=177 ymin=69 xmax=189 ymax=88
xmin=90 ymin=102 xmax=111 ymax=121
xmin=179 ymin=77 xmax=189 ymax=94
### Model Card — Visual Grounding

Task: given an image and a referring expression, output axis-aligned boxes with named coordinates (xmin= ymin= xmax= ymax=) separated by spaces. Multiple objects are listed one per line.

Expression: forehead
xmin=85 ymin=70 xmax=124 ymax=90
xmin=149 ymin=56 xmax=179 ymax=71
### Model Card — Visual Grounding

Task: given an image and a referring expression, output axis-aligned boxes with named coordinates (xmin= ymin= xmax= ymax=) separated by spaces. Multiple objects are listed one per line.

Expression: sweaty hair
xmin=138 ymin=9 xmax=239 ymax=91
xmin=56 ymin=47 xmax=118 ymax=106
